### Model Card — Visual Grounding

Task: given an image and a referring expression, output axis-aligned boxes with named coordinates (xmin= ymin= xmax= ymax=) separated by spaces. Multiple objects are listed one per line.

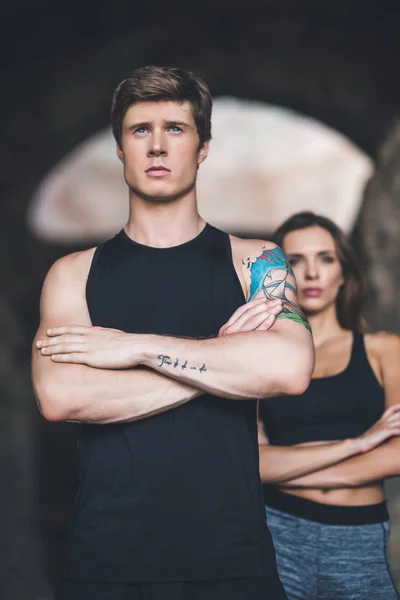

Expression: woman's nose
xmin=305 ymin=261 xmax=319 ymax=280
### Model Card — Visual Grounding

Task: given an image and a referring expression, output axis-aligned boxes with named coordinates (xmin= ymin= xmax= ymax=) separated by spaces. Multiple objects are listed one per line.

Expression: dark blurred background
xmin=2 ymin=2 xmax=400 ymax=598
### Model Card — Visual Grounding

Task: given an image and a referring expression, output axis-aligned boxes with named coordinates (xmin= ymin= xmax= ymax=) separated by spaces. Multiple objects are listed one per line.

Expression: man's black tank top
xmin=259 ymin=331 xmax=385 ymax=446
xmin=65 ymin=224 xmax=276 ymax=583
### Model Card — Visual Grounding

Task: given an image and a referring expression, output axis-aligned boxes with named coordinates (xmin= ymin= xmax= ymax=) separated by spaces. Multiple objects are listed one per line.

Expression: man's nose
xmin=148 ymin=131 xmax=167 ymax=157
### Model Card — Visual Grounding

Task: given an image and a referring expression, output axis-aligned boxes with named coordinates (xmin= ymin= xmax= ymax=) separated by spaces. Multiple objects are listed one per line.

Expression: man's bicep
xmin=246 ymin=243 xmax=310 ymax=333
xmin=32 ymin=252 xmax=94 ymax=405
xmin=36 ymin=252 xmax=93 ymax=334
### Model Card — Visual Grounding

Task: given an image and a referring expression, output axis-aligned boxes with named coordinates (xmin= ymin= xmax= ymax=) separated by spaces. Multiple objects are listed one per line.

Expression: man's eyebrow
xmin=125 ymin=120 xmax=193 ymax=131
xmin=164 ymin=120 xmax=193 ymax=128
xmin=125 ymin=121 xmax=151 ymax=131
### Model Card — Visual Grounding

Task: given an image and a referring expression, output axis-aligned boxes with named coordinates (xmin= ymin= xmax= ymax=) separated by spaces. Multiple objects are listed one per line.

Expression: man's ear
xmin=197 ymin=140 xmax=209 ymax=165
xmin=116 ymin=144 xmax=124 ymax=163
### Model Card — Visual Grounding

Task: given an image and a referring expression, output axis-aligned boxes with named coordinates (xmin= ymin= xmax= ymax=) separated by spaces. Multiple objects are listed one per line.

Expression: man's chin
xmin=129 ymin=181 xmax=196 ymax=204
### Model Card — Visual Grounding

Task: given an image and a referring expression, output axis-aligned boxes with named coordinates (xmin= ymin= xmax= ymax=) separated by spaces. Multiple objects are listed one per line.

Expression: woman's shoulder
xmin=364 ymin=330 xmax=400 ymax=362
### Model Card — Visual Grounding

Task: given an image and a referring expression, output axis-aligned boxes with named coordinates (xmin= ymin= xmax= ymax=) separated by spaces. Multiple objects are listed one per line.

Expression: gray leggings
xmin=265 ymin=490 xmax=399 ymax=600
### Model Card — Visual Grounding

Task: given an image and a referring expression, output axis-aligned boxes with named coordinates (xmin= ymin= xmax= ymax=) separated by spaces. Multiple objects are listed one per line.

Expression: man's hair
xmin=111 ymin=66 xmax=212 ymax=148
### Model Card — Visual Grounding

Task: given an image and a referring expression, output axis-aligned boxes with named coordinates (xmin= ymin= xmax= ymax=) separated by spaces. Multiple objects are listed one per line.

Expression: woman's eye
xmin=288 ymin=258 xmax=299 ymax=266
xmin=321 ymin=256 xmax=335 ymax=263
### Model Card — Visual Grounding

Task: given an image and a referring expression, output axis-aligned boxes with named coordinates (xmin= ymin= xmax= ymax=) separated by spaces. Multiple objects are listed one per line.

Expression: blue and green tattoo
xmin=246 ymin=246 xmax=311 ymax=332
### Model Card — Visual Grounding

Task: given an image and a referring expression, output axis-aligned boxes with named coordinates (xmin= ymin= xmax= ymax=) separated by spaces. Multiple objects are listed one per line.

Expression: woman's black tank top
xmin=64 ymin=224 xmax=276 ymax=583
xmin=259 ymin=331 xmax=385 ymax=446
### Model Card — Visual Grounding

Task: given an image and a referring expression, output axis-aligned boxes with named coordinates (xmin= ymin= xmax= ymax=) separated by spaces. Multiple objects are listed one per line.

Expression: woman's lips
xmin=303 ymin=288 xmax=323 ymax=297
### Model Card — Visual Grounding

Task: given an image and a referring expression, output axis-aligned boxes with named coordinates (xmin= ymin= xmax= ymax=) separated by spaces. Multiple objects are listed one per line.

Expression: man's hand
xmin=36 ymin=325 xmax=142 ymax=369
xmin=219 ymin=298 xmax=282 ymax=336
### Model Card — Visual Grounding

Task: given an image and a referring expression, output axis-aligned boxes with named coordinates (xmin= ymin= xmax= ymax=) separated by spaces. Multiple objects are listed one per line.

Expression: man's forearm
xmin=33 ymin=355 xmax=202 ymax=424
xmin=140 ymin=324 xmax=313 ymax=399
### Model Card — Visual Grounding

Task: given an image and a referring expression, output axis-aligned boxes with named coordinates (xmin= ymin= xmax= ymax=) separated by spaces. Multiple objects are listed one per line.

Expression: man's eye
xmin=134 ymin=128 xmax=147 ymax=134
xmin=169 ymin=126 xmax=183 ymax=133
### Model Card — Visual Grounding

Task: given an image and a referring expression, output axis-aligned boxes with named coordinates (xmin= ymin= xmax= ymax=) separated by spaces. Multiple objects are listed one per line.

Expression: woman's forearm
xmin=280 ymin=438 xmax=400 ymax=489
xmin=259 ymin=439 xmax=361 ymax=484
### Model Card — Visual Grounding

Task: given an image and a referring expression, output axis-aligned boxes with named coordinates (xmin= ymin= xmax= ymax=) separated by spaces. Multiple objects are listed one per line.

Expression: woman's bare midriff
xmin=280 ymin=484 xmax=384 ymax=506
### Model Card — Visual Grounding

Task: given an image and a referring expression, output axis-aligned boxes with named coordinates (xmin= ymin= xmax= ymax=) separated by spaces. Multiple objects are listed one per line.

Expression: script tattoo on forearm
xmin=158 ymin=355 xmax=207 ymax=373
xmin=246 ymin=246 xmax=311 ymax=332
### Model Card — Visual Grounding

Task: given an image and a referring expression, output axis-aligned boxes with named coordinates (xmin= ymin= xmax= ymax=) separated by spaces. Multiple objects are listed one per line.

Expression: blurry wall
xmin=2 ymin=2 xmax=400 ymax=598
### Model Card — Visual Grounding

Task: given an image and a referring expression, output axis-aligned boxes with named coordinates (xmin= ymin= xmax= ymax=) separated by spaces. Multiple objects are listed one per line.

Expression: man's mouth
xmin=146 ymin=165 xmax=171 ymax=177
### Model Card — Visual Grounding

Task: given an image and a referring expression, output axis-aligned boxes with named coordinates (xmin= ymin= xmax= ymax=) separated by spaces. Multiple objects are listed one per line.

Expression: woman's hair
xmin=273 ymin=211 xmax=364 ymax=331
xmin=111 ymin=65 xmax=212 ymax=148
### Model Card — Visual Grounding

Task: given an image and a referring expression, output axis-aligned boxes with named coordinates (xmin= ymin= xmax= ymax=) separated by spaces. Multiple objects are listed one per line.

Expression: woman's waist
xmin=280 ymin=482 xmax=385 ymax=506
xmin=264 ymin=485 xmax=387 ymax=525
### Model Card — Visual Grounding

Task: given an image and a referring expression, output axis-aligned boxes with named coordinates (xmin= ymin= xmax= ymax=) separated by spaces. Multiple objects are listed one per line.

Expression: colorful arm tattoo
xmin=247 ymin=246 xmax=311 ymax=332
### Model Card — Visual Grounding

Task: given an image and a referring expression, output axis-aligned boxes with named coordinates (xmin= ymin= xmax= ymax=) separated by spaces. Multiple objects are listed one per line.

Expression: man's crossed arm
xmin=33 ymin=240 xmax=314 ymax=423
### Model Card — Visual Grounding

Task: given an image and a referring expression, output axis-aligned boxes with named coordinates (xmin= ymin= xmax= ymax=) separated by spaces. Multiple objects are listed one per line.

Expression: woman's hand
xmin=352 ymin=404 xmax=400 ymax=453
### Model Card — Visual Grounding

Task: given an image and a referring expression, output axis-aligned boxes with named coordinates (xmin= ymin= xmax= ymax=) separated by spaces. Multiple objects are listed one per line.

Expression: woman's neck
xmin=307 ymin=307 xmax=346 ymax=348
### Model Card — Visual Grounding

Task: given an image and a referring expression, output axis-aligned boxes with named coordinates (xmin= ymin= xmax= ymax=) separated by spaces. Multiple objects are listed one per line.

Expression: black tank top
xmin=259 ymin=331 xmax=385 ymax=446
xmin=65 ymin=224 xmax=276 ymax=583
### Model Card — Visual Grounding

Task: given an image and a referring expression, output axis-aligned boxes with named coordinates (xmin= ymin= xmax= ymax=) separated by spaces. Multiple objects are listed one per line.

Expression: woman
xmin=258 ymin=211 xmax=400 ymax=600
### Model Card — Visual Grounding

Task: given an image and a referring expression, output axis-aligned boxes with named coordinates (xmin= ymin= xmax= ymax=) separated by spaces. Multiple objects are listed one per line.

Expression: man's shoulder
xmin=44 ymin=247 xmax=97 ymax=289
xmin=227 ymin=235 xmax=282 ymax=302
xmin=229 ymin=234 xmax=279 ymax=261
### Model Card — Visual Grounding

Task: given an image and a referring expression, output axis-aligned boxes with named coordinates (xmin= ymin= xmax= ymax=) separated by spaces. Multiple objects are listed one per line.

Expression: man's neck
xmin=125 ymin=191 xmax=205 ymax=248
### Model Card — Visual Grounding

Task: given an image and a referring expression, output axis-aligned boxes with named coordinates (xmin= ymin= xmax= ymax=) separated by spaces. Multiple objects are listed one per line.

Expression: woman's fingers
xmin=382 ymin=404 xmax=400 ymax=420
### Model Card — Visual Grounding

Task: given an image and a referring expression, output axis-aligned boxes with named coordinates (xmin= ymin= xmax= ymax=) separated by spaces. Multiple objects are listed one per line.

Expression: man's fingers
xmin=46 ymin=325 xmax=92 ymax=337
xmin=223 ymin=298 xmax=282 ymax=328
xmin=37 ymin=334 xmax=85 ymax=348
xmin=40 ymin=343 xmax=88 ymax=355
xmin=222 ymin=303 xmax=275 ymax=334
xmin=221 ymin=298 xmax=265 ymax=331
xmin=266 ymin=304 xmax=283 ymax=316
xmin=256 ymin=315 xmax=276 ymax=330
xmin=232 ymin=310 xmax=275 ymax=333
xmin=50 ymin=353 xmax=86 ymax=363
xmin=220 ymin=300 xmax=282 ymax=334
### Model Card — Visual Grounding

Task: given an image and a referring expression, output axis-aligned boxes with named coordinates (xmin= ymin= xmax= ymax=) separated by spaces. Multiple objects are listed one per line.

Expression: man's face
xmin=117 ymin=100 xmax=208 ymax=202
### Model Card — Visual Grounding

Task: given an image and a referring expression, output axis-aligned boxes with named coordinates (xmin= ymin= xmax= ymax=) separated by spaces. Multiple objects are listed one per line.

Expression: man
xmin=32 ymin=66 xmax=314 ymax=600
